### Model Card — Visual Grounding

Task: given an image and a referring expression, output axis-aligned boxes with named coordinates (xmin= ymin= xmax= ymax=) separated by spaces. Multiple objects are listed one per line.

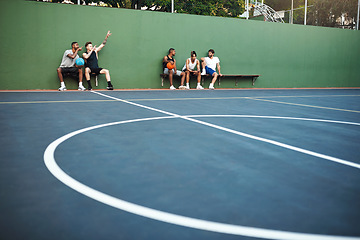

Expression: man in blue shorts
xmin=57 ymin=42 xmax=86 ymax=91
xmin=201 ymin=49 xmax=222 ymax=89
xmin=83 ymin=31 xmax=113 ymax=90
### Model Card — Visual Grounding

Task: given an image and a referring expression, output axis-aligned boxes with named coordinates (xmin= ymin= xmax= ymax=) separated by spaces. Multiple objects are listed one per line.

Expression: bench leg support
xmin=252 ymin=77 xmax=258 ymax=86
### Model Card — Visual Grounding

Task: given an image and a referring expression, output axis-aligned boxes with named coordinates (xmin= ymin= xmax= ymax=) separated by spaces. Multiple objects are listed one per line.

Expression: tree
xmin=307 ymin=0 xmax=358 ymax=27
xmin=140 ymin=0 xmax=244 ymax=17
xmin=264 ymin=0 xmax=358 ymax=28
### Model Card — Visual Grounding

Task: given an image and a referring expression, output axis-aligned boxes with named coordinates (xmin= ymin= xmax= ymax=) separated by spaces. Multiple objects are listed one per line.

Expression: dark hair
xmin=208 ymin=49 xmax=215 ymax=54
xmin=168 ymin=48 xmax=175 ymax=54
xmin=71 ymin=42 xmax=77 ymax=47
xmin=191 ymin=51 xmax=197 ymax=57
xmin=85 ymin=41 xmax=92 ymax=48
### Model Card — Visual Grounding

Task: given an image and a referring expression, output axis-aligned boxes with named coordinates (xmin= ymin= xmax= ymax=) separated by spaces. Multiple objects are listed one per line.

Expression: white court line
xmin=247 ymin=97 xmax=360 ymax=113
xmin=92 ymin=91 xmax=360 ymax=170
xmin=44 ymin=115 xmax=360 ymax=240
xmin=43 ymin=91 xmax=360 ymax=240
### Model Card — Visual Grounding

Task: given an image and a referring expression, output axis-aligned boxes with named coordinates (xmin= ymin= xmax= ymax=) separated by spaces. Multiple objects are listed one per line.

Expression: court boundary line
xmin=91 ymin=91 xmax=360 ymax=170
xmin=1 ymin=94 xmax=360 ymax=105
xmin=247 ymin=97 xmax=360 ymax=114
xmin=44 ymin=114 xmax=360 ymax=240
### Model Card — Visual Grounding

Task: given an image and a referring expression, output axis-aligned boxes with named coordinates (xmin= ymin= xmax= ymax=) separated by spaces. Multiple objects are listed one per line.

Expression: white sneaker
xmin=78 ymin=85 xmax=86 ymax=91
xmin=170 ymin=85 xmax=176 ymax=90
xmin=179 ymin=85 xmax=186 ymax=90
xmin=209 ymin=85 xmax=215 ymax=90
xmin=185 ymin=86 xmax=190 ymax=90
xmin=58 ymin=86 xmax=67 ymax=91
xmin=201 ymin=69 xmax=206 ymax=76
xmin=196 ymin=85 xmax=204 ymax=90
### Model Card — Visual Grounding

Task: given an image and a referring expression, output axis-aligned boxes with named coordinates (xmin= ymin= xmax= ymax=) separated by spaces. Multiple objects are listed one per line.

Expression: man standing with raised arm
xmin=83 ymin=31 xmax=114 ymax=90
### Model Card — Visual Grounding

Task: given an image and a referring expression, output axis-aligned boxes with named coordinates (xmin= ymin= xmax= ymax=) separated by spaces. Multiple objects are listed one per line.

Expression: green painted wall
xmin=0 ymin=0 xmax=359 ymax=90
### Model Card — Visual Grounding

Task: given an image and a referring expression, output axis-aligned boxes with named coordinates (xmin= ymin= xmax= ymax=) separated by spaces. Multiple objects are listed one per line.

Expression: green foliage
xmin=42 ymin=0 xmax=244 ymax=18
xmin=265 ymin=0 xmax=358 ymax=28
xmin=140 ymin=0 xmax=245 ymax=17
xmin=32 ymin=0 xmax=359 ymax=27
xmin=307 ymin=0 xmax=358 ymax=27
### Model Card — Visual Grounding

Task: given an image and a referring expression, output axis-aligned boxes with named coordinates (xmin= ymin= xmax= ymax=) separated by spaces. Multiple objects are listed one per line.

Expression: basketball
xmin=166 ymin=62 xmax=175 ymax=70
xmin=75 ymin=58 xmax=85 ymax=66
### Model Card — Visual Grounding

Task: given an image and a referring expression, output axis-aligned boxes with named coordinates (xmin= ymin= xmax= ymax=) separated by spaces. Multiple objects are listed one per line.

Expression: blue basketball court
xmin=1 ymin=89 xmax=360 ymax=240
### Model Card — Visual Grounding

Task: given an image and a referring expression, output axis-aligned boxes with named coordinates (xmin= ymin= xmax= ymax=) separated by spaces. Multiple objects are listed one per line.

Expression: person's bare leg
xmin=169 ymin=70 xmax=173 ymax=87
xmin=85 ymin=67 xmax=92 ymax=90
xmin=57 ymin=68 xmax=67 ymax=91
xmin=180 ymin=72 xmax=185 ymax=86
xmin=78 ymin=68 xmax=83 ymax=83
xmin=100 ymin=69 xmax=113 ymax=90
xmin=212 ymin=72 xmax=218 ymax=84
xmin=57 ymin=68 xmax=64 ymax=83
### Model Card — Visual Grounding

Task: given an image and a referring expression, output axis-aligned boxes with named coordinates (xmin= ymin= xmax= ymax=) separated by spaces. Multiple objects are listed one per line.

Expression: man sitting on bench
xmin=162 ymin=48 xmax=185 ymax=90
xmin=57 ymin=42 xmax=85 ymax=91
xmin=201 ymin=49 xmax=223 ymax=90
xmin=83 ymin=31 xmax=113 ymax=90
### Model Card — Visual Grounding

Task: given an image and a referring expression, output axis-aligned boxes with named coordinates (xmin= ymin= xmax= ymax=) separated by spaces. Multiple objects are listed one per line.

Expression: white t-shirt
xmin=204 ymin=57 xmax=220 ymax=71
xmin=59 ymin=49 xmax=79 ymax=68
xmin=182 ymin=58 xmax=199 ymax=71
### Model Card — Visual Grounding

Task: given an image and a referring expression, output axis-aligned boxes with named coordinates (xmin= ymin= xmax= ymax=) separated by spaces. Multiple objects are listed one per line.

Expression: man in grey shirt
xmin=57 ymin=42 xmax=85 ymax=91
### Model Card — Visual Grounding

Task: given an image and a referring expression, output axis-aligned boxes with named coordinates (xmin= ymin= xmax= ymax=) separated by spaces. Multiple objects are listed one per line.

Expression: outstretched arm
xmin=96 ymin=31 xmax=112 ymax=52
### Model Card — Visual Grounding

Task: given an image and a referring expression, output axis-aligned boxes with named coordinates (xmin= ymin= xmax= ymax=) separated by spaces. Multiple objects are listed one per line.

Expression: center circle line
xmin=44 ymin=115 xmax=360 ymax=240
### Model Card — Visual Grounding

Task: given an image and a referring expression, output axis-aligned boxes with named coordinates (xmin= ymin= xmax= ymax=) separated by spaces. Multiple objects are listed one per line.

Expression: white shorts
xmin=164 ymin=68 xmax=182 ymax=76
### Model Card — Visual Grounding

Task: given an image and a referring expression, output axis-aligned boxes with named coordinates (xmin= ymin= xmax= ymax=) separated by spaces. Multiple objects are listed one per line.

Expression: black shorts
xmin=60 ymin=67 xmax=79 ymax=76
xmin=87 ymin=67 xmax=103 ymax=75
